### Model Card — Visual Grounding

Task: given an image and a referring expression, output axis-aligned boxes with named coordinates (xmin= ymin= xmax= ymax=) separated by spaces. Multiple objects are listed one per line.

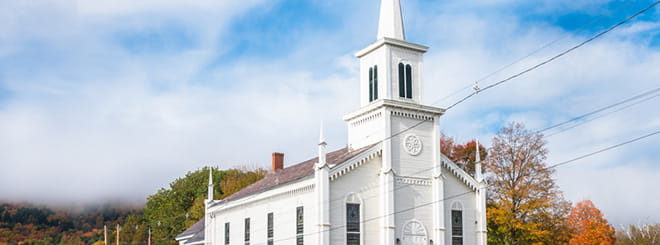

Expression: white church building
xmin=176 ymin=0 xmax=487 ymax=244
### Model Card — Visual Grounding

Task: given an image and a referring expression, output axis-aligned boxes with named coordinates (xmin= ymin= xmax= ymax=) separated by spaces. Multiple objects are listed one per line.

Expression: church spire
xmin=207 ymin=168 xmax=214 ymax=201
xmin=475 ymin=139 xmax=483 ymax=182
xmin=377 ymin=0 xmax=405 ymax=40
xmin=318 ymin=122 xmax=327 ymax=168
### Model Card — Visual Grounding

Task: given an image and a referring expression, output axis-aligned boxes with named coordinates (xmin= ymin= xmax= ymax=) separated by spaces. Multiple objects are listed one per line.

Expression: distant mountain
xmin=0 ymin=202 xmax=141 ymax=244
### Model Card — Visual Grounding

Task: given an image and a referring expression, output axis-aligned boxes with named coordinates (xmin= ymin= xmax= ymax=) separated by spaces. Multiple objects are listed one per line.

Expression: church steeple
xmin=207 ymin=168 xmax=214 ymax=201
xmin=347 ymin=0 xmax=435 ymax=150
xmin=377 ymin=0 xmax=405 ymax=40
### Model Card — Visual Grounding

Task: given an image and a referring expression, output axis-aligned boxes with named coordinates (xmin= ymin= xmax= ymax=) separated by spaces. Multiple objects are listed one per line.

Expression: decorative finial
xmin=317 ymin=122 xmax=328 ymax=169
xmin=475 ymin=139 xmax=483 ymax=182
xmin=377 ymin=0 xmax=405 ymax=40
xmin=207 ymin=168 xmax=214 ymax=201
xmin=319 ymin=121 xmax=327 ymax=146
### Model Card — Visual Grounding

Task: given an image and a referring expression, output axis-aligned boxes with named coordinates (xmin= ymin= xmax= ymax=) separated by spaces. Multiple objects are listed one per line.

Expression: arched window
xmin=451 ymin=201 xmax=463 ymax=245
xmin=373 ymin=65 xmax=378 ymax=100
xmin=346 ymin=193 xmax=362 ymax=245
xmin=405 ymin=64 xmax=412 ymax=99
xmin=398 ymin=63 xmax=413 ymax=99
xmin=398 ymin=63 xmax=405 ymax=98
xmin=369 ymin=66 xmax=378 ymax=102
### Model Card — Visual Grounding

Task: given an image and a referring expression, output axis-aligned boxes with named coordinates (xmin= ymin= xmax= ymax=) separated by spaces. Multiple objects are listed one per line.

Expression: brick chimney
xmin=271 ymin=152 xmax=284 ymax=172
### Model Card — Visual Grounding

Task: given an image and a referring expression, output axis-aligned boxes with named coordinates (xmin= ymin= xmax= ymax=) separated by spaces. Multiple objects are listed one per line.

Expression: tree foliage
xmin=567 ymin=200 xmax=615 ymax=245
xmin=440 ymin=132 xmax=487 ymax=177
xmin=0 ymin=166 xmax=265 ymax=244
xmin=486 ymin=122 xmax=572 ymax=244
xmin=144 ymin=166 xmax=266 ymax=244
xmin=615 ymin=223 xmax=660 ymax=245
xmin=0 ymin=202 xmax=140 ymax=244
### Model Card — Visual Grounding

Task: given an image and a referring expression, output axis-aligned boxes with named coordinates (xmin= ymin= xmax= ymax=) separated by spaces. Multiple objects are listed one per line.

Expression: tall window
xmin=369 ymin=65 xmax=378 ymax=102
xmin=451 ymin=210 xmax=463 ymax=245
xmin=346 ymin=203 xmax=360 ymax=245
xmin=267 ymin=212 xmax=274 ymax=245
xmin=244 ymin=218 xmax=250 ymax=245
xmin=398 ymin=63 xmax=413 ymax=99
xmin=225 ymin=222 xmax=230 ymax=245
xmin=296 ymin=206 xmax=304 ymax=245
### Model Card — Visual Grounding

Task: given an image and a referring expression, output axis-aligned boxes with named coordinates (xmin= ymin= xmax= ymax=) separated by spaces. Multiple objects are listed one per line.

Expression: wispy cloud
xmin=0 ymin=0 xmax=658 ymax=226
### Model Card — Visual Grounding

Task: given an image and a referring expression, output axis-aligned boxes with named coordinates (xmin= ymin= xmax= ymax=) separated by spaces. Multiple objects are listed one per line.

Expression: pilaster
xmin=381 ymin=109 xmax=396 ymax=245
xmin=432 ymin=117 xmax=446 ymax=244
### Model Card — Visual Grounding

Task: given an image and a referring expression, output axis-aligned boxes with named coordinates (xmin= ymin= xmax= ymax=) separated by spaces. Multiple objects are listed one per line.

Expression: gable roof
xmin=175 ymin=217 xmax=205 ymax=242
xmin=224 ymin=145 xmax=376 ymax=202
xmin=440 ymin=153 xmax=480 ymax=191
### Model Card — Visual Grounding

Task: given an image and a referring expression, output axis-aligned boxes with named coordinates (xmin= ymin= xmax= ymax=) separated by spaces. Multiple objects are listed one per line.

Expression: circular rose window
xmin=403 ymin=134 xmax=423 ymax=156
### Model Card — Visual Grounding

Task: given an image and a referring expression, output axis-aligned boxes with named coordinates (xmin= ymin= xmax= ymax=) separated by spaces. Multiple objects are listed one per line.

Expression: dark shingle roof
xmin=176 ymin=144 xmax=377 ymax=242
xmin=225 ymin=145 xmax=375 ymax=201
xmin=176 ymin=217 xmax=205 ymax=240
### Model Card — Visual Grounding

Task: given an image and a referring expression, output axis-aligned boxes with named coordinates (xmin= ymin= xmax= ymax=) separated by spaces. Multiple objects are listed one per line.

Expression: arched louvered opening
xmin=399 ymin=63 xmax=413 ymax=99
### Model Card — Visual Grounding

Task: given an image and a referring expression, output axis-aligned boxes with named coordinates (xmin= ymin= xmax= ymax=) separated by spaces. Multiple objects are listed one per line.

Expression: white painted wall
xmin=329 ymin=156 xmax=382 ymax=245
xmin=391 ymin=115 xmax=435 ymax=177
xmin=208 ymin=179 xmax=317 ymax=245
xmin=443 ymin=172 xmax=477 ymax=245
xmin=389 ymin=45 xmax=424 ymax=104
xmin=347 ymin=108 xmax=386 ymax=150
xmin=359 ymin=47 xmax=388 ymax=106
xmin=394 ymin=183 xmax=434 ymax=243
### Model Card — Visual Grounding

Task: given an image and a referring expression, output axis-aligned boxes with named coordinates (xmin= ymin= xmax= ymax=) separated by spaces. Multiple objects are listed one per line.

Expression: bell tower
xmin=343 ymin=0 xmax=446 ymax=244
xmin=346 ymin=0 xmax=437 ymax=150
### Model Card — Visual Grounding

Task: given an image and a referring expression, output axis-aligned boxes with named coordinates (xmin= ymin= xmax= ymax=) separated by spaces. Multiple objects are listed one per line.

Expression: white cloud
xmin=0 ymin=0 xmax=658 ymax=227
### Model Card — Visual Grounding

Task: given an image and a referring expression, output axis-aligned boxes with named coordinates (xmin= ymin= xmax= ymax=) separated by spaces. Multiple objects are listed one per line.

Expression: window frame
xmin=345 ymin=192 xmax=363 ymax=245
xmin=267 ymin=212 xmax=274 ymax=245
xmin=451 ymin=201 xmax=464 ymax=245
xmin=405 ymin=64 xmax=412 ymax=99
xmin=296 ymin=206 xmax=304 ymax=245
xmin=368 ymin=65 xmax=379 ymax=102
xmin=225 ymin=222 xmax=230 ymax=245
xmin=398 ymin=62 xmax=413 ymax=99
xmin=244 ymin=218 xmax=250 ymax=245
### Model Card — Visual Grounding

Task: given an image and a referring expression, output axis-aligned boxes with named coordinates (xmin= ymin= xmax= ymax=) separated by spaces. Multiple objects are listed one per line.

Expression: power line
xmin=248 ymin=190 xmax=477 ymax=245
xmin=248 ymin=129 xmax=660 ymax=244
xmin=537 ymin=87 xmax=660 ymax=133
xmin=219 ymin=88 xmax=660 ymax=236
xmin=173 ymin=2 xmax=660 ymax=242
xmin=431 ymin=0 xmax=636 ymax=105
xmin=548 ymin=129 xmax=660 ymax=169
xmin=444 ymin=0 xmax=660 ymax=111
xmin=544 ymin=93 xmax=659 ymax=138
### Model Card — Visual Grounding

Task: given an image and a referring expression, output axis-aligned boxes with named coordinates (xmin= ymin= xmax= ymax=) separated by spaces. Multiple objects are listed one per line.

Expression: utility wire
xmin=247 ymin=190 xmax=476 ymax=245
xmin=544 ymin=94 xmax=659 ymax=138
xmin=537 ymin=87 xmax=660 ymax=133
xmin=221 ymin=89 xmax=660 ymax=235
xmin=433 ymin=0 xmax=636 ymax=105
xmin=445 ymin=0 xmax=660 ymax=111
xmin=248 ymin=128 xmax=660 ymax=244
xmin=166 ymin=2 xmax=660 ymax=242
xmin=548 ymin=129 xmax=660 ymax=169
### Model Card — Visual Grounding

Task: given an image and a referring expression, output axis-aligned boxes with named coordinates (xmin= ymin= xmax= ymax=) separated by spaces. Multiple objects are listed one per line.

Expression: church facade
xmin=176 ymin=0 xmax=487 ymax=244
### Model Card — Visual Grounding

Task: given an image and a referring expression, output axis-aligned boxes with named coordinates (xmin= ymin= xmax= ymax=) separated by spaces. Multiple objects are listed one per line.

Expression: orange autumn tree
xmin=486 ymin=122 xmax=572 ymax=244
xmin=568 ymin=200 xmax=615 ymax=245
xmin=440 ymin=132 xmax=487 ymax=177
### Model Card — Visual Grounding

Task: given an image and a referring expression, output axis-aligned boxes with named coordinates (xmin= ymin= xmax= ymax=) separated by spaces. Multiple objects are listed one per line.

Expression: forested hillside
xmin=0 ymin=167 xmax=266 ymax=245
xmin=0 ymin=202 xmax=140 ymax=244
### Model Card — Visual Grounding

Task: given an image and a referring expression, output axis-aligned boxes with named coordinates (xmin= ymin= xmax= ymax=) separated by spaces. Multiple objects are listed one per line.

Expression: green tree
xmin=486 ymin=122 xmax=572 ymax=244
xmin=120 ymin=214 xmax=149 ymax=245
xmin=143 ymin=166 xmax=266 ymax=244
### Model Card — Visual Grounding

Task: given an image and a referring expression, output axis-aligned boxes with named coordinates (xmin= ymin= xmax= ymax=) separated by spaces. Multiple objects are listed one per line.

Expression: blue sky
xmin=0 ymin=0 xmax=659 ymax=226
